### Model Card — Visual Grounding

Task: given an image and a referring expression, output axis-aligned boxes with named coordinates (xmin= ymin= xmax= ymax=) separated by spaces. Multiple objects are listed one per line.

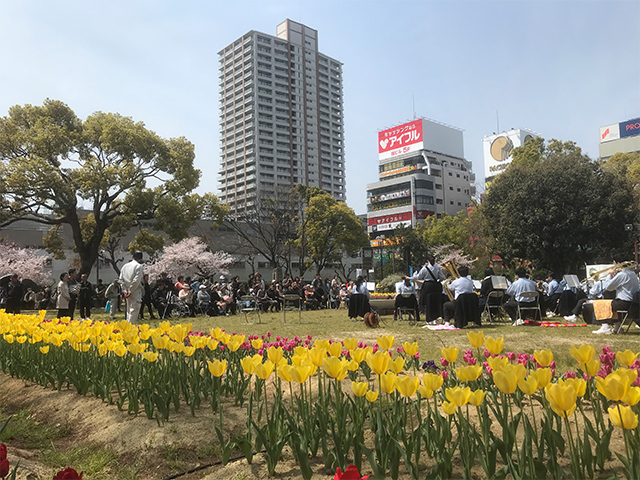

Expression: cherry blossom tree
xmin=432 ymin=245 xmax=475 ymax=271
xmin=145 ymin=237 xmax=233 ymax=280
xmin=0 ymin=242 xmax=51 ymax=285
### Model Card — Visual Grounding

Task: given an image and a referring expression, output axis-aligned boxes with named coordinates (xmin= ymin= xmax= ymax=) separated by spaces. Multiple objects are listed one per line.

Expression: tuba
xmin=442 ymin=260 xmax=460 ymax=301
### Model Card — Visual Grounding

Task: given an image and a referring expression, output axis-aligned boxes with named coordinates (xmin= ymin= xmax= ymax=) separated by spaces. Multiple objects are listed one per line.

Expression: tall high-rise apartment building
xmin=218 ymin=19 xmax=345 ymax=218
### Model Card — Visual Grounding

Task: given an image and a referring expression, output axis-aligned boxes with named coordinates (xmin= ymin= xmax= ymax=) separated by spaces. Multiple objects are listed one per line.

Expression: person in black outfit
xmin=152 ymin=283 xmax=171 ymax=319
xmin=78 ymin=273 xmax=94 ymax=319
xmin=478 ymin=268 xmax=496 ymax=309
xmin=139 ymin=274 xmax=156 ymax=320
xmin=5 ymin=274 xmax=23 ymax=314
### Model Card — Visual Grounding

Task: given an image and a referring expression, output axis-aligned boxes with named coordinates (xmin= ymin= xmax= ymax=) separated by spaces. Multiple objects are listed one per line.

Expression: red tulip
xmin=0 ymin=458 xmax=9 ymax=478
xmin=334 ymin=464 xmax=369 ymax=480
xmin=53 ymin=467 xmax=83 ymax=479
xmin=0 ymin=444 xmax=6 ymax=460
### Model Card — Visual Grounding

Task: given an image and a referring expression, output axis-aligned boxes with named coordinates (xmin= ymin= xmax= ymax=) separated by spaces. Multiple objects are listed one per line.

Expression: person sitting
xmin=152 ymin=283 xmax=171 ymax=319
xmin=593 ymin=261 xmax=640 ymax=334
xmin=503 ymin=267 xmax=538 ymax=324
xmin=394 ymin=277 xmax=420 ymax=322
xmin=565 ymin=276 xmax=611 ymax=323
xmin=478 ymin=267 xmax=497 ymax=309
xmin=543 ymin=273 xmax=564 ymax=316
xmin=442 ymin=266 xmax=477 ymax=328
xmin=197 ymin=285 xmax=214 ymax=316
xmin=266 ymin=283 xmax=282 ymax=312
xmin=178 ymin=284 xmax=195 ymax=317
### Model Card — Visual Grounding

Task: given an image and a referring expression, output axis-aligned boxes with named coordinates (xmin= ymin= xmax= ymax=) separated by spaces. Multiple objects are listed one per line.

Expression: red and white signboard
xmin=378 ymin=119 xmax=424 ymax=161
xmin=367 ymin=211 xmax=412 ymax=226
xmin=600 ymin=124 xmax=620 ymax=143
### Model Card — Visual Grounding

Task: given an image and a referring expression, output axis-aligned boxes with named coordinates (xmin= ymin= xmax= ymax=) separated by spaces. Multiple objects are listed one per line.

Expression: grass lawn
xmin=38 ymin=306 xmax=640 ymax=373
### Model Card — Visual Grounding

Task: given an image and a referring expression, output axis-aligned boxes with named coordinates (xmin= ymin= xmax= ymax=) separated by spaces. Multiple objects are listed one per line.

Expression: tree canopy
xmin=0 ymin=99 xmax=226 ymax=275
xmin=482 ymin=138 xmax=636 ymax=273
xmin=295 ymin=188 xmax=369 ymax=275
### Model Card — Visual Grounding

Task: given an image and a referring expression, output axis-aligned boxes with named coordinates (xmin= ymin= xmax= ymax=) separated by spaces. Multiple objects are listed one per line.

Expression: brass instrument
xmin=442 ymin=260 xmax=460 ymax=301
xmin=589 ymin=261 xmax=637 ymax=281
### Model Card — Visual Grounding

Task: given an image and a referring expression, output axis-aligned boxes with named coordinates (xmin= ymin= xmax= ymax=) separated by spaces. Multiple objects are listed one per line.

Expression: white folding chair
xmin=240 ymin=295 xmax=261 ymax=325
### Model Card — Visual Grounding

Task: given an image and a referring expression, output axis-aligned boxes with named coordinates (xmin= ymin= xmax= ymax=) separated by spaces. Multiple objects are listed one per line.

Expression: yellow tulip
xmin=254 ymin=360 xmax=275 ymax=380
xmin=585 ymin=358 xmax=601 ymax=377
xmin=616 ymin=350 xmax=639 ymax=367
xmin=114 ymin=343 xmax=127 ymax=357
xmin=209 ymin=326 xmax=223 ymax=339
xmin=396 ymin=376 xmax=420 ymax=397
xmin=126 ymin=343 xmax=147 ymax=355
xmin=380 ymin=371 xmax=397 ymax=394
xmin=419 ymin=385 xmax=434 ymax=398
xmin=614 ymin=367 xmax=639 ymax=385
xmin=207 ymin=339 xmax=219 ymax=351
xmin=366 ymin=390 xmax=379 ymax=403
xmin=314 ymin=339 xmax=331 ymax=350
xmin=39 ymin=345 xmax=50 ymax=354
xmin=351 ymin=381 xmax=369 ymax=397
xmin=442 ymin=401 xmax=457 ymax=415
xmin=219 ymin=333 xmax=231 ymax=345
xmin=531 ymin=368 xmax=553 ymax=389
xmin=569 ymin=344 xmax=596 ymax=365
xmin=446 ymin=386 xmax=472 ymax=406
xmin=494 ymin=369 xmax=518 ymax=394
xmin=621 ymin=386 xmax=640 ymax=406
xmin=347 ymin=359 xmax=359 ymax=371
xmin=518 ymin=376 xmax=539 ymax=395
xmin=389 ymin=357 xmax=406 ymax=374
xmin=597 ymin=372 xmax=633 ymax=402
xmin=456 ymin=365 xmax=483 ymax=383
xmin=267 ymin=346 xmax=284 ymax=364
xmin=467 ymin=330 xmax=485 ymax=349
xmin=98 ymin=343 xmax=108 ymax=356
xmin=16 ymin=335 xmax=27 ymax=344
xmin=290 ymin=365 xmax=312 ymax=384
xmin=402 ymin=341 xmax=419 ymax=357
xmin=366 ymin=351 xmax=391 ymax=375
xmin=545 ymin=383 xmax=577 ymax=417
xmin=485 ymin=336 xmax=504 ymax=356
xmin=152 ymin=334 xmax=170 ymax=350
xmin=293 ymin=346 xmax=308 ymax=357
xmin=169 ymin=323 xmax=191 ymax=343
xmin=143 ymin=351 xmax=159 ymax=362
xmin=440 ymin=346 xmax=459 ymax=363
xmin=308 ymin=346 xmax=328 ymax=367
xmin=225 ymin=338 xmax=241 ymax=352
xmin=487 ymin=356 xmax=509 ymax=373
xmin=468 ymin=389 xmax=486 ymax=406
xmin=377 ymin=335 xmax=395 ymax=350
xmin=208 ymin=359 xmax=228 ymax=377
xmin=609 ymin=405 xmax=639 ymax=429
xmin=560 ymin=378 xmax=587 ymax=397
xmin=343 ymin=338 xmax=358 ymax=351
xmin=351 ymin=348 xmax=368 ymax=364
xmin=327 ymin=342 xmax=343 ymax=357
xmin=277 ymin=364 xmax=293 ymax=382
xmin=534 ymin=349 xmax=553 ymax=367
xmin=323 ymin=356 xmax=349 ymax=381
xmin=241 ymin=356 xmax=259 ymax=375
xmin=423 ymin=372 xmax=444 ymax=391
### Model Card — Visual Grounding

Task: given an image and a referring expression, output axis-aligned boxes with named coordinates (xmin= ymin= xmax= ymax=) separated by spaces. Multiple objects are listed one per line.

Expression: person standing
xmin=104 ymin=279 xmax=121 ymax=320
xmin=412 ymin=256 xmax=446 ymax=323
xmin=139 ymin=274 xmax=156 ymax=320
xmin=78 ymin=273 xmax=93 ymax=320
xmin=56 ymin=272 xmax=71 ymax=318
xmin=119 ymin=251 xmax=144 ymax=325
xmin=67 ymin=269 xmax=79 ymax=320
xmin=5 ymin=274 xmax=23 ymax=315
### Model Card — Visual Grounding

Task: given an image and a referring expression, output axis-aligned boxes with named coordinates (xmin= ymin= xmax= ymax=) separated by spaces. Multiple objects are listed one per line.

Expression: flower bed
xmin=1 ymin=311 xmax=639 ymax=479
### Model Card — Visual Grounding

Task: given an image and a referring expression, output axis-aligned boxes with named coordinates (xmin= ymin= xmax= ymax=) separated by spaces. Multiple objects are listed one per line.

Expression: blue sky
xmin=1 ymin=0 xmax=638 ymax=215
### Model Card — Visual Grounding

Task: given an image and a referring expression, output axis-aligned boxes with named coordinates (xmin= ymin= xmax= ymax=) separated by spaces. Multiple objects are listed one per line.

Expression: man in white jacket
xmin=119 ymin=251 xmax=144 ymax=324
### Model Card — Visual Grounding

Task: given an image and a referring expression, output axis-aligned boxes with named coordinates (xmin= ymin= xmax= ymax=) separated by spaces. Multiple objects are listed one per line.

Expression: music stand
xmin=491 ymin=276 xmax=508 ymax=290
xmin=564 ymin=274 xmax=580 ymax=289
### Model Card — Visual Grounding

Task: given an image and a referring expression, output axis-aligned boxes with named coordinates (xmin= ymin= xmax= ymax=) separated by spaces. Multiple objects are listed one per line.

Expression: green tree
xmin=295 ymin=189 xmax=369 ymax=275
xmin=417 ymin=211 xmax=469 ymax=250
xmin=0 ymin=99 xmax=226 ymax=275
xmin=482 ymin=138 xmax=636 ymax=273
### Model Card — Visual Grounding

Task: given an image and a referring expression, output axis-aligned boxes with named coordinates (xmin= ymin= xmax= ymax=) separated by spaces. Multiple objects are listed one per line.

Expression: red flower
xmin=0 ymin=444 xmax=6 ymax=460
xmin=53 ymin=467 xmax=83 ymax=479
xmin=0 ymin=458 xmax=9 ymax=479
xmin=334 ymin=464 xmax=369 ymax=480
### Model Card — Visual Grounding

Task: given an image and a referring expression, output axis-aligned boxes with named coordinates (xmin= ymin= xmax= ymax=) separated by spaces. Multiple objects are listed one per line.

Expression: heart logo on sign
xmin=379 ymin=139 xmax=388 ymax=149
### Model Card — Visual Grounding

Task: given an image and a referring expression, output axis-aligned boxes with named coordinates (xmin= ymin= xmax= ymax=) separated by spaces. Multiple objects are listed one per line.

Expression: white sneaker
xmin=593 ymin=325 xmax=613 ymax=335
xmin=564 ymin=314 xmax=578 ymax=322
xmin=512 ymin=318 xmax=525 ymax=326
xmin=546 ymin=311 xmax=555 ymax=318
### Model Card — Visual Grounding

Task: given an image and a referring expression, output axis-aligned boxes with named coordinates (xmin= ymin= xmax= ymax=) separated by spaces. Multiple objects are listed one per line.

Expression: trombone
xmin=442 ymin=260 xmax=460 ymax=301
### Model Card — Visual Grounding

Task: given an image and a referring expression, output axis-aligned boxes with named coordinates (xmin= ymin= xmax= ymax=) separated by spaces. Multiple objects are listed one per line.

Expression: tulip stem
xmin=529 ymin=394 xmax=538 ymax=438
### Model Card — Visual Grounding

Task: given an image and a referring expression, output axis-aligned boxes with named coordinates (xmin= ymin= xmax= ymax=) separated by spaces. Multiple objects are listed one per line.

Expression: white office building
xmin=218 ymin=19 xmax=345 ymax=218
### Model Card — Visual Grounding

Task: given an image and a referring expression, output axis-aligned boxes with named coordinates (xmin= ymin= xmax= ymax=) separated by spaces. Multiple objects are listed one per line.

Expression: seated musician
xmin=593 ymin=260 xmax=640 ymax=334
xmin=442 ymin=266 xmax=476 ymax=328
xmin=478 ymin=267 xmax=496 ymax=308
xmin=393 ymin=277 xmax=420 ymax=322
xmin=564 ymin=276 xmax=611 ymax=323
xmin=503 ymin=267 xmax=538 ymax=324
xmin=543 ymin=273 xmax=564 ymax=316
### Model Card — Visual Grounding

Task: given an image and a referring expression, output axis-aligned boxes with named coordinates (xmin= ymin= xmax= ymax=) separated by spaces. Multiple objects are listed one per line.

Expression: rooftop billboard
xmin=378 ymin=119 xmax=424 ymax=161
